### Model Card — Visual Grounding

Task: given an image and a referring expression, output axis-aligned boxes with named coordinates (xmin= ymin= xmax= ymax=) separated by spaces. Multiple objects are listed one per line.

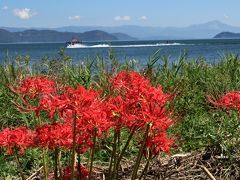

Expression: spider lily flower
xmin=209 ymin=91 xmax=240 ymax=111
xmin=0 ymin=127 xmax=36 ymax=155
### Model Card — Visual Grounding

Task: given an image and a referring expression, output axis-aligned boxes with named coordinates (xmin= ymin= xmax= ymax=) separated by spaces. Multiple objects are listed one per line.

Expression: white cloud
xmin=14 ymin=8 xmax=35 ymax=20
xmin=2 ymin=6 xmax=8 ymax=10
xmin=140 ymin=16 xmax=147 ymax=20
xmin=114 ymin=16 xmax=131 ymax=21
xmin=68 ymin=15 xmax=81 ymax=20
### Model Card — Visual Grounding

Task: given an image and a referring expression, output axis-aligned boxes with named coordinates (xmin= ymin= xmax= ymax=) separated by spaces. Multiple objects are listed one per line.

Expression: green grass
xmin=0 ymin=49 xmax=239 ymax=178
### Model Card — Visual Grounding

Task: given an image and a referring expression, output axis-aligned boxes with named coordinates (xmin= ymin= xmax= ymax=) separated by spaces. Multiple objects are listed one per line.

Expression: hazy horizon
xmin=0 ymin=20 xmax=237 ymax=29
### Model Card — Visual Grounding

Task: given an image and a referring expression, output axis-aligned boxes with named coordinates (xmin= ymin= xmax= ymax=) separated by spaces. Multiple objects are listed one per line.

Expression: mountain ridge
xmin=0 ymin=29 xmax=136 ymax=43
xmin=53 ymin=21 xmax=240 ymax=39
xmin=2 ymin=21 xmax=240 ymax=40
xmin=214 ymin=32 xmax=240 ymax=39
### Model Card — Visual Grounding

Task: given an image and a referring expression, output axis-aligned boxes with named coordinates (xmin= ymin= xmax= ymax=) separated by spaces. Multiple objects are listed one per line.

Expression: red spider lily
xmin=144 ymin=131 xmax=174 ymax=158
xmin=208 ymin=91 xmax=240 ymax=111
xmin=61 ymin=165 xmax=89 ymax=180
xmin=108 ymin=70 xmax=174 ymax=160
xmin=12 ymin=75 xmax=56 ymax=99
xmin=102 ymin=96 xmax=125 ymax=128
xmin=110 ymin=70 xmax=150 ymax=92
xmin=9 ymin=75 xmax=58 ymax=118
xmin=36 ymin=109 xmax=106 ymax=153
xmin=0 ymin=127 xmax=36 ymax=155
xmin=35 ymin=121 xmax=94 ymax=153
xmin=38 ymin=94 xmax=72 ymax=119
xmin=35 ymin=123 xmax=73 ymax=149
xmin=109 ymin=70 xmax=173 ymax=130
xmin=63 ymin=85 xmax=111 ymax=137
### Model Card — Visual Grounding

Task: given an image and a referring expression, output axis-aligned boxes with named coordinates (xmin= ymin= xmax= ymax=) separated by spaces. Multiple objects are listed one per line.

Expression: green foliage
xmin=0 ymin=149 xmax=42 ymax=178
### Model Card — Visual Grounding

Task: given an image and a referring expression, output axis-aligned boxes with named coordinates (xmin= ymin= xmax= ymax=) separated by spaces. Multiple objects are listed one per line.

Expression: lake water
xmin=1 ymin=39 xmax=240 ymax=65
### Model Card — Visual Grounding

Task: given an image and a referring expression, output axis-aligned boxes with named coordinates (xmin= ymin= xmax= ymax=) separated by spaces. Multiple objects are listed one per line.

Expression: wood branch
xmin=198 ymin=165 xmax=216 ymax=180
xmin=26 ymin=166 xmax=43 ymax=180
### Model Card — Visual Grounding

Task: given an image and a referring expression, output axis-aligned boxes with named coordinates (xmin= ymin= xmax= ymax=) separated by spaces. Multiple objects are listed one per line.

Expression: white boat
xmin=66 ymin=38 xmax=85 ymax=48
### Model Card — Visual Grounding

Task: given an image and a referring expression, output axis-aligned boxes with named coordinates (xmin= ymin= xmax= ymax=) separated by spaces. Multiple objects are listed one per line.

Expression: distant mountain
xmin=2 ymin=20 xmax=240 ymax=40
xmin=0 ymin=29 xmax=119 ymax=43
xmin=111 ymin=33 xmax=137 ymax=41
xmin=0 ymin=27 xmax=28 ymax=32
xmin=0 ymin=29 xmax=15 ymax=42
xmin=54 ymin=21 xmax=240 ymax=40
xmin=214 ymin=32 xmax=240 ymax=39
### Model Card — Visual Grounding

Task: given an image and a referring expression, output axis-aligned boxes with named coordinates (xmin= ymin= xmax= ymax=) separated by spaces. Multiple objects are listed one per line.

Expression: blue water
xmin=1 ymin=39 xmax=240 ymax=65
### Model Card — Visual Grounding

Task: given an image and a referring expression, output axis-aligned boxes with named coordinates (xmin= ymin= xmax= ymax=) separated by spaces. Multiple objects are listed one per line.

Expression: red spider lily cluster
xmin=107 ymin=71 xmax=173 ymax=155
xmin=1 ymin=70 xmax=174 ymax=179
xmin=0 ymin=127 xmax=35 ymax=155
xmin=209 ymin=91 xmax=240 ymax=112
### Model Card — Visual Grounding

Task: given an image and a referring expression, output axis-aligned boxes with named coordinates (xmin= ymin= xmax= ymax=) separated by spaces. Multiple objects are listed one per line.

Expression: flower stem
xmin=58 ymin=150 xmax=63 ymax=180
xmin=71 ymin=113 xmax=77 ymax=180
xmin=116 ymin=126 xmax=137 ymax=169
xmin=13 ymin=150 xmax=25 ymax=180
xmin=88 ymin=128 xmax=97 ymax=180
xmin=54 ymin=148 xmax=59 ymax=180
xmin=131 ymin=124 xmax=150 ymax=180
xmin=42 ymin=149 xmax=48 ymax=180
xmin=112 ymin=129 xmax=121 ymax=180
xmin=77 ymin=151 xmax=82 ymax=180
xmin=139 ymin=152 xmax=151 ymax=180
xmin=141 ymin=159 xmax=150 ymax=180
xmin=38 ymin=117 xmax=48 ymax=180
xmin=108 ymin=130 xmax=117 ymax=179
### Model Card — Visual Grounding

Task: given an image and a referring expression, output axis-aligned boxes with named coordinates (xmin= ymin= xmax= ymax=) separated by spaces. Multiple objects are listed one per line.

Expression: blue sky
xmin=0 ymin=0 xmax=239 ymax=27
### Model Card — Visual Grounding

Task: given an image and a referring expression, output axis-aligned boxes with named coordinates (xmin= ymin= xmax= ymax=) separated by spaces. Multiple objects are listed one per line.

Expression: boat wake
xmin=66 ymin=43 xmax=188 ymax=49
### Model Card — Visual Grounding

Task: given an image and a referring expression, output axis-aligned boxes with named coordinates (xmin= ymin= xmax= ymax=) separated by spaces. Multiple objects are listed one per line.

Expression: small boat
xmin=66 ymin=38 xmax=85 ymax=48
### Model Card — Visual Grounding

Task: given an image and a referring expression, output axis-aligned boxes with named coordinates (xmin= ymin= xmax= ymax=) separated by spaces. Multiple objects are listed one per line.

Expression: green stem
xmin=54 ymin=148 xmax=59 ymax=180
xmin=108 ymin=130 xmax=117 ymax=180
xmin=71 ymin=113 xmax=77 ymax=180
xmin=13 ymin=150 xmax=25 ymax=180
xmin=142 ymin=160 xmax=150 ymax=180
xmin=77 ymin=151 xmax=82 ymax=180
xmin=42 ymin=149 xmax=48 ymax=180
xmin=112 ymin=129 xmax=121 ymax=180
xmin=131 ymin=124 xmax=150 ymax=180
xmin=116 ymin=126 xmax=137 ymax=169
xmin=88 ymin=128 xmax=97 ymax=180
xmin=58 ymin=150 xmax=63 ymax=180
xmin=139 ymin=152 xmax=151 ymax=180
xmin=37 ymin=117 xmax=48 ymax=180
xmin=108 ymin=148 xmax=114 ymax=179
